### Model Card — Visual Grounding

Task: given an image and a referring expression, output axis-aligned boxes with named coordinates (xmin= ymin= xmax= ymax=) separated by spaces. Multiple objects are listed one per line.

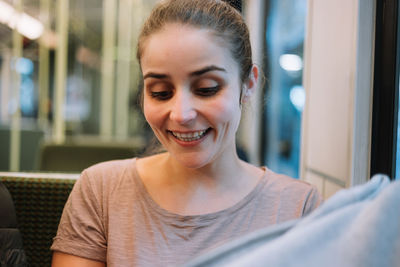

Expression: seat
xmin=0 ymin=173 xmax=78 ymax=266
xmin=37 ymin=136 xmax=145 ymax=172
xmin=0 ymin=127 xmax=44 ymax=171
xmin=0 ymin=181 xmax=27 ymax=266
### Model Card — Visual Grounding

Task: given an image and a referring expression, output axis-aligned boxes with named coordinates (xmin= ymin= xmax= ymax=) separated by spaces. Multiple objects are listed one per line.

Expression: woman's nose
xmin=169 ymin=92 xmax=197 ymax=124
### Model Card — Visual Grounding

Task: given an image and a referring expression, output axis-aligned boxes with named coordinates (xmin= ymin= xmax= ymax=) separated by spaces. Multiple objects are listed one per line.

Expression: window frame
xmin=371 ymin=0 xmax=399 ymax=179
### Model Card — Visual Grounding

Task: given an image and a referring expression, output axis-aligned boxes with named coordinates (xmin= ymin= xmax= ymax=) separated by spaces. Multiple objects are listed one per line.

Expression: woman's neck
xmin=166 ymin=150 xmax=242 ymax=183
xmin=136 ymin=151 xmax=264 ymax=215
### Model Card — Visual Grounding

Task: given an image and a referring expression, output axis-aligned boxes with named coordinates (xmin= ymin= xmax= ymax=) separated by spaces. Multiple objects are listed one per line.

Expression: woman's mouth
xmin=169 ymin=128 xmax=210 ymax=142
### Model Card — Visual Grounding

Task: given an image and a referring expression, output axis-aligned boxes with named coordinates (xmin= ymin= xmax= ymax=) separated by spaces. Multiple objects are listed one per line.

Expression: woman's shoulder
xmin=135 ymin=153 xmax=168 ymax=180
xmin=84 ymin=157 xmax=137 ymax=174
xmin=262 ymin=167 xmax=323 ymax=215
xmin=77 ymin=158 xmax=139 ymax=190
xmin=263 ymin=167 xmax=319 ymax=195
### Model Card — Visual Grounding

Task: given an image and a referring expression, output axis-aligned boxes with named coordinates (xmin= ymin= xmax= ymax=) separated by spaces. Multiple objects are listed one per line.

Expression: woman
xmin=51 ymin=1 xmax=322 ymax=266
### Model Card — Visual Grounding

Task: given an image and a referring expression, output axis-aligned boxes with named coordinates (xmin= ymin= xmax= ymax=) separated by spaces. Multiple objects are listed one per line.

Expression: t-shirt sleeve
xmin=51 ymin=170 xmax=107 ymax=262
xmin=302 ymin=186 xmax=323 ymax=216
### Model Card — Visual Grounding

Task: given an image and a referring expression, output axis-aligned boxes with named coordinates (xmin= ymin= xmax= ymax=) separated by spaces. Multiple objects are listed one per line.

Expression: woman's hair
xmin=136 ymin=0 xmax=253 ymax=84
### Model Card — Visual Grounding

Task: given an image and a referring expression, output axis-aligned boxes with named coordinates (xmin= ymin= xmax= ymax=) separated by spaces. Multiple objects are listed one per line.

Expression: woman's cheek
xmin=143 ymin=101 xmax=162 ymax=126
xmin=209 ymin=99 xmax=240 ymax=122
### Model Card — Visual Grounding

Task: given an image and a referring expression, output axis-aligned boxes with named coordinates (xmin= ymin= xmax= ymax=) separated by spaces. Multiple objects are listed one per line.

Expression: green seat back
xmin=37 ymin=141 xmax=144 ymax=173
xmin=0 ymin=174 xmax=77 ymax=267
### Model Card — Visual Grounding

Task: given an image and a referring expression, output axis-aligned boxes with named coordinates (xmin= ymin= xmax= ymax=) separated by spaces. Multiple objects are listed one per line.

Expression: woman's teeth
xmin=171 ymin=130 xmax=207 ymax=142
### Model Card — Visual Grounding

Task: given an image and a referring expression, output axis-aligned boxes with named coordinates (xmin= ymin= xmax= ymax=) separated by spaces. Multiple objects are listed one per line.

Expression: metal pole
xmin=100 ymin=0 xmax=117 ymax=139
xmin=115 ymin=0 xmax=133 ymax=139
xmin=0 ymin=51 xmax=12 ymax=123
xmin=38 ymin=0 xmax=50 ymax=128
xmin=53 ymin=0 xmax=69 ymax=144
xmin=240 ymin=0 xmax=265 ymax=166
xmin=9 ymin=0 xmax=23 ymax=171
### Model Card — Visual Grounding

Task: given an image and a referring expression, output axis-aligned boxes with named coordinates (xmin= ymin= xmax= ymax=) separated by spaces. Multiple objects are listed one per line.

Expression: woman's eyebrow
xmin=190 ymin=65 xmax=227 ymax=76
xmin=143 ymin=72 xmax=169 ymax=80
xmin=143 ymin=65 xmax=226 ymax=80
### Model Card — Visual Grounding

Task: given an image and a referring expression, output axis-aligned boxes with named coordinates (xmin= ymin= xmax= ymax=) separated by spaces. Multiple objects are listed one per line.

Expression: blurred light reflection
xmin=15 ymin=57 xmax=34 ymax=75
xmin=279 ymin=54 xmax=303 ymax=72
xmin=0 ymin=0 xmax=44 ymax=39
xmin=289 ymin=85 xmax=305 ymax=112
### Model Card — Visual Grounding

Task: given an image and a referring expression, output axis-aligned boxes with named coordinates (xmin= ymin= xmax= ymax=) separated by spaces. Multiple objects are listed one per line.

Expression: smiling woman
xmin=50 ymin=1 xmax=322 ymax=266
xmin=140 ymin=24 xmax=246 ymax=169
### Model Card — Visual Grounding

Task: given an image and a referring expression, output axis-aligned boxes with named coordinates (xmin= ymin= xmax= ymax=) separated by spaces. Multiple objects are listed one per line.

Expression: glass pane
xmin=396 ymin=3 xmax=400 ymax=181
xmin=0 ymin=0 xmax=157 ymax=171
xmin=263 ymin=0 xmax=307 ymax=178
xmin=396 ymin=83 xmax=400 ymax=180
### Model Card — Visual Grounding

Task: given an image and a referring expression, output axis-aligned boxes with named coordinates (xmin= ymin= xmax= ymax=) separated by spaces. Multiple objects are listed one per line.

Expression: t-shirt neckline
xmin=130 ymin=158 xmax=268 ymax=224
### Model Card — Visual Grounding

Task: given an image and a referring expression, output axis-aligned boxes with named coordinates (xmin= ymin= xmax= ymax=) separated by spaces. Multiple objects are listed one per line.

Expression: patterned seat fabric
xmin=0 ymin=176 xmax=76 ymax=267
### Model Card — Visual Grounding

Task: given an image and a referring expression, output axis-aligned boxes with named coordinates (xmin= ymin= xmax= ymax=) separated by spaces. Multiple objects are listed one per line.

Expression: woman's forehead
xmin=145 ymin=23 xmax=221 ymax=45
xmin=141 ymin=24 xmax=237 ymax=71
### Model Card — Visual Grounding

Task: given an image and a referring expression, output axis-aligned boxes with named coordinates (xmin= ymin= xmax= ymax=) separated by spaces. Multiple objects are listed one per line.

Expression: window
xmin=0 ymin=0 xmax=157 ymax=171
xmin=396 ymin=83 xmax=400 ymax=180
xmin=263 ymin=0 xmax=307 ymax=178
xmin=371 ymin=0 xmax=399 ymax=180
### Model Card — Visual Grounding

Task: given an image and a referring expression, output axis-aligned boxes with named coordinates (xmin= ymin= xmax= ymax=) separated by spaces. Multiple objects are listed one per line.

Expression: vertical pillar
xmin=0 ymin=51 xmax=11 ymax=123
xmin=115 ymin=0 xmax=133 ymax=139
xmin=9 ymin=0 xmax=23 ymax=171
xmin=351 ymin=0 xmax=375 ymax=185
xmin=100 ymin=0 xmax=117 ymax=139
xmin=240 ymin=0 xmax=265 ymax=165
xmin=38 ymin=0 xmax=50 ymax=128
xmin=129 ymin=0 xmax=144 ymax=135
xmin=53 ymin=0 xmax=69 ymax=144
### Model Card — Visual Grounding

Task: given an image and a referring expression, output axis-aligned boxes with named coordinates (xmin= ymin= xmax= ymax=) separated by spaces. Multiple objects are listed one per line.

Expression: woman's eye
xmin=150 ymin=91 xmax=172 ymax=100
xmin=195 ymin=86 xmax=220 ymax=97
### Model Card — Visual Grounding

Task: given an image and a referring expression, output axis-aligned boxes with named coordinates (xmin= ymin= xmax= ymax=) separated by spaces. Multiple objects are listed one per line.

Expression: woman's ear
xmin=242 ymin=64 xmax=259 ymax=103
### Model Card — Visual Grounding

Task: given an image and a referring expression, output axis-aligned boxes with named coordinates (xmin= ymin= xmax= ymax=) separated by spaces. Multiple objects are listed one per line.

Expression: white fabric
xmin=185 ymin=174 xmax=400 ymax=267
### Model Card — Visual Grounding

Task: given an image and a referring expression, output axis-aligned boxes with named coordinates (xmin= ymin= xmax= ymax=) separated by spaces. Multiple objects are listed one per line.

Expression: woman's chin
xmin=171 ymin=153 xmax=214 ymax=170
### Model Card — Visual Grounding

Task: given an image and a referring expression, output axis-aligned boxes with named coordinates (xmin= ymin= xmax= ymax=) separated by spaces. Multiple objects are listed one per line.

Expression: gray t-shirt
xmin=51 ymin=158 xmax=322 ymax=266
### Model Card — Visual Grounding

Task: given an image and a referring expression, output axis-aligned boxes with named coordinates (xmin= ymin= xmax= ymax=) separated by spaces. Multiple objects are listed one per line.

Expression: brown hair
xmin=136 ymin=0 xmax=253 ymax=84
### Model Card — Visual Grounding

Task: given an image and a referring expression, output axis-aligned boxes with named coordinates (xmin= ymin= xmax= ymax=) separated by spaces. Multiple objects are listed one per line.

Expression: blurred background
xmin=0 ymin=0 xmax=398 ymax=182
xmin=1 ymin=0 xmax=164 ymax=173
xmin=1 ymin=1 xmax=399 ymax=265
xmin=0 ymin=0 xmax=309 ymax=176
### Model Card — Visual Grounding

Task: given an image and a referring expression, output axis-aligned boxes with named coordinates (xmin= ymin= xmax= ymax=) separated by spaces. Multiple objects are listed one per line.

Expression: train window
xmin=396 ymin=2 xmax=400 ymax=181
xmin=396 ymin=84 xmax=400 ymax=180
xmin=396 ymin=25 xmax=400 ymax=181
xmin=263 ymin=0 xmax=307 ymax=178
xmin=371 ymin=0 xmax=399 ymax=180
xmin=0 ymin=0 xmax=158 ymax=171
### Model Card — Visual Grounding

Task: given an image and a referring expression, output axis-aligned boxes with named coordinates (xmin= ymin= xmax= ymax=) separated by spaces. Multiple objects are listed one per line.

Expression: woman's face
xmin=140 ymin=23 xmax=246 ymax=168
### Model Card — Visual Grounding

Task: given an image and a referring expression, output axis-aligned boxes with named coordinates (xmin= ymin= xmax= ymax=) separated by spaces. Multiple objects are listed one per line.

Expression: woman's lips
xmin=168 ymin=128 xmax=210 ymax=142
